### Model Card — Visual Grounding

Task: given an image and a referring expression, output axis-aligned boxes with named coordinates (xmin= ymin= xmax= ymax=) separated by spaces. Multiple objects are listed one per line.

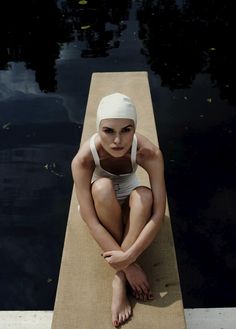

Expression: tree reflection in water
xmin=1 ymin=0 xmax=235 ymax=103
xmin=137 ymin=0 xmax=236 ymax=104
xmin=0 ymin=0 xmax=131 ymax=92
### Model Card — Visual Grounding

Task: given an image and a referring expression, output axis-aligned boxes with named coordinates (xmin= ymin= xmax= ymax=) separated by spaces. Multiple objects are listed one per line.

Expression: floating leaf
xmin=2 ymin=122 xmax=11 ymax=130
xmin=44 ymin=163 xmax=64 ymax=177
xmin=79 ymin=0 xmax=88 ymax=5
xmin=81 ymin=25 xmax=91 ymax=30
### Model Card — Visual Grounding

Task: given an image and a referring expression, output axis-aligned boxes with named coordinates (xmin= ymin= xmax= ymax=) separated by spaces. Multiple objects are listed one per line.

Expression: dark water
xmin=0 ymin=0 xmax=235 ymax=310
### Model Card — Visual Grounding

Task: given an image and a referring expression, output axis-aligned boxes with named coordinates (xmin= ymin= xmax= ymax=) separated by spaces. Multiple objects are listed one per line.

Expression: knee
xmin=91 ymin=178 xmax=115 ymax=204
xmin=129 ymin=187 xmax=153 ymax=208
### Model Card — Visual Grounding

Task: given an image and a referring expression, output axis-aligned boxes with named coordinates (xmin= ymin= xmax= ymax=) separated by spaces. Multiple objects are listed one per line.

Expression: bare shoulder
xmin=71 ymin=138 xmax=95 ymax=173
xmin=136 ymin=133 xmax=163 ymax=164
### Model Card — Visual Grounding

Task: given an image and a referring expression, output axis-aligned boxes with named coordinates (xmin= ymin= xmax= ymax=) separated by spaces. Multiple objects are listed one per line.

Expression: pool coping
xmin=0 ymin=308 xmax=235 ymax=329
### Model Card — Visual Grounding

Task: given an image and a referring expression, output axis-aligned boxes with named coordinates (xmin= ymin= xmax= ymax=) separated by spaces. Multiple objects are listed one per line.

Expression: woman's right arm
xmin=71 ymin=142 xmax=122 ymax=253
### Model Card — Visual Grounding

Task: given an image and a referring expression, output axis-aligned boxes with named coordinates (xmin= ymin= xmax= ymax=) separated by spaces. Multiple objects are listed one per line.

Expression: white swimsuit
xmin=90 ymin=133 xmax=141 ymax=204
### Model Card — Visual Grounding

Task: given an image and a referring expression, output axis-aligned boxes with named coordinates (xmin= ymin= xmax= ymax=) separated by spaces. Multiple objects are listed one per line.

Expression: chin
xmin=112 ymin=154 xmax=124 ymax=158
xmin=110 ymin=152 xmax=124 ymax=158
xmin=110 ymin=149 xmax=126 ymax=157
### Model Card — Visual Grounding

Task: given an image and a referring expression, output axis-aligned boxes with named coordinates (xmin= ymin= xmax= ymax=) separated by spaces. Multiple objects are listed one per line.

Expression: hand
xmin=102 ymin=250 xmax=132 ymax=271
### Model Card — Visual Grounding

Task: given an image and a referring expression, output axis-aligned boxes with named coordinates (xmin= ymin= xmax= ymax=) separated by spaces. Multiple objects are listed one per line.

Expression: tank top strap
xmin=89 ymin=133 xmax=100 ymax=167
xmin=131 ymin=134 xmax=138 ymax=170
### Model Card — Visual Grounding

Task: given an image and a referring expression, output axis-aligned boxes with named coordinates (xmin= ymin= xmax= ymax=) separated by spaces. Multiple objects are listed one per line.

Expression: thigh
xmin=91 ymin=178 xmax=124 ymax=243
xmin=122 ymin=186 xmax=153 ymax=223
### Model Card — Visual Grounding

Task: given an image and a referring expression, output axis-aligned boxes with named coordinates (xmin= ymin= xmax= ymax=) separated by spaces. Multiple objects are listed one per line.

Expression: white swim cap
xmin=96 ymin=93 xmax=137 ymax=130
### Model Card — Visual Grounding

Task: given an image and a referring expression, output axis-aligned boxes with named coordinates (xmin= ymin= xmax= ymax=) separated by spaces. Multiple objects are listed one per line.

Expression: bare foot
xmin=124 ymin=263 xmax=154 ymax=301
xmin=111 ymin=271 xmax=132 ymax=327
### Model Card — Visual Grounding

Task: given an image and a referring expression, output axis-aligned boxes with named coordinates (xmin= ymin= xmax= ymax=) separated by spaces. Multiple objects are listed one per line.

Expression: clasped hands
xmin=101 ymin=250 xmax=134 ymax=271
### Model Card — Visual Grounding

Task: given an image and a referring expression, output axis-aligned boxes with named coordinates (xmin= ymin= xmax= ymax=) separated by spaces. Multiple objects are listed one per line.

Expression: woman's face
xmin=99 ymin=118 xmax=135 ymax=157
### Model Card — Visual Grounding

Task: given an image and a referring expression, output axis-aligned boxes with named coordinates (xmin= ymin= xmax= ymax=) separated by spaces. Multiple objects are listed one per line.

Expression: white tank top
xmin=89 ymin=133 xmax=140 ymax=204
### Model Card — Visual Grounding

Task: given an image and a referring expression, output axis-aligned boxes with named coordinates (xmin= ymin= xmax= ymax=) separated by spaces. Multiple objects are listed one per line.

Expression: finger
xmin=102 ymin=251 xmax=112 ymax=258
xmin=105 ymin=257 xmax=111 ymax=263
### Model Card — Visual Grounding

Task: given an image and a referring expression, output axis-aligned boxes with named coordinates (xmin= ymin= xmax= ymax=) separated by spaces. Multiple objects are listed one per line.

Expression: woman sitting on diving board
xmin=71 ymin=93 xmax=166 ymax=327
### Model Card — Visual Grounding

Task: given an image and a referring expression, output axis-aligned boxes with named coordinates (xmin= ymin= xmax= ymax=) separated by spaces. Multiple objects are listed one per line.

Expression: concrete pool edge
xmin=0 ymin=308 xmax=235 ymax=329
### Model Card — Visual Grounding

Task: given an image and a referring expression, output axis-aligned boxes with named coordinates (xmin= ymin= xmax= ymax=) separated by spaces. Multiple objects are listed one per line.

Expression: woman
xmin=71 ymin=93 xmax=166 ymax=327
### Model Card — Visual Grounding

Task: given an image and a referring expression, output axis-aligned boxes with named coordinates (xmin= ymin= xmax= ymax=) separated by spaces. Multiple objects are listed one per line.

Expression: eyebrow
xmin=102 ymin=124 xmax=134 ymax=130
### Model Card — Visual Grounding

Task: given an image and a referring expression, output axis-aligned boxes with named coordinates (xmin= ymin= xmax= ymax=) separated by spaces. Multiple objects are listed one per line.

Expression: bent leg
xmin=91 ymin=177 xmax=123 ymax=244
xmin=91 ymin=178 xmax=132 ymax=326
xmin=122 ymin=186 xmax=154 ymax=301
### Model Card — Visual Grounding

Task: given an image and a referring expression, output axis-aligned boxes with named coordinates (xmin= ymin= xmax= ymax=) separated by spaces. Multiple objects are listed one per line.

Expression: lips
xmin=111 ymin=147 xmax=124 ymax=151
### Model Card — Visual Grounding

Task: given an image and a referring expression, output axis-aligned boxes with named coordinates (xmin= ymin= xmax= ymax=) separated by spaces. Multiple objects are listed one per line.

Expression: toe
xmin=125 ymin=308 xmax=131 ymax=321
xmin=118 ymin=314 xmax=124 ymax=325
xmin=149 ymin=291 xmax=154 ymax=300
xmin=112 ymin=315 xmax=119 ymax=327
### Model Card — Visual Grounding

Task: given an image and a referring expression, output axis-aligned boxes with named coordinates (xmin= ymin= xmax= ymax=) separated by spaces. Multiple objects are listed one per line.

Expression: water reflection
xmin=63 ymin=0 xmax=131 ymax=58
xmin=0 ymin=0 xmax=71 ymax=92
xmin=138 ymin=0 xmax=236 ymax=104
xmin=0 ymin=0 xmax=236 ymax=310
xmin=1 ymin=0 xmax=235 ymax=102
xmin=0 ymin=0 xmax=132 ymax=92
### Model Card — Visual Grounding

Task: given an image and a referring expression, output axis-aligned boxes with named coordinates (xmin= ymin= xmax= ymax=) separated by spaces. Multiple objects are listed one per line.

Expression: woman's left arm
xmin=124 ymin=146 xmax=166 ymax=262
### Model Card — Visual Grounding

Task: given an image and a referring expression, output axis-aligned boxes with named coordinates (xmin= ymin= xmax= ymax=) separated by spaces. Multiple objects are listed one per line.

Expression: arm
xmin=126 ymin=147 xmax=166 ymax=261
xmin=71 ymin=142 xmax=123 ymax=254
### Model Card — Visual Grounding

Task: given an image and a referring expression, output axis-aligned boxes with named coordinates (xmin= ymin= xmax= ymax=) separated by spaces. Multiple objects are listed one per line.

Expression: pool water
xmin=0 ymin=0 xmax=235 ymax=309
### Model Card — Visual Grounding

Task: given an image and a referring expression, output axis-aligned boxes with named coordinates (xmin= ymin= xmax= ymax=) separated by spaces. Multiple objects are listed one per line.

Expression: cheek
xmin=126 ymin=134 xmax=134 ymax=145
xmin=100 ymin=136 xmax=112 ymax=150
xmin=99 ymin=133 xmax=110 ymax=143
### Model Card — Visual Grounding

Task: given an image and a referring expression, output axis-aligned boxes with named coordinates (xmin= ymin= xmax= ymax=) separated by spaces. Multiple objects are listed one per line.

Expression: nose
xmin=114 ymin=134 xmax=121 ymax=144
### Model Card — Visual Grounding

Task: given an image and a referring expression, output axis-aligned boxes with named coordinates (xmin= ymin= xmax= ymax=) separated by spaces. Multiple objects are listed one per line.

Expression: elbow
xmin=71 ymin=156 xmax=79 ymax=175
xmin=71 ymin=158 xmax=76 ymax=180
xmin=152 ymin=209 xmax=165 ymax=230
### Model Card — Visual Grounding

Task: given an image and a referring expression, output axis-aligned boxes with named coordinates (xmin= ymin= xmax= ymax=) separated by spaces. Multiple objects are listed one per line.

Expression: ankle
xmin=113 ymin=271 xmax=126 ymax=285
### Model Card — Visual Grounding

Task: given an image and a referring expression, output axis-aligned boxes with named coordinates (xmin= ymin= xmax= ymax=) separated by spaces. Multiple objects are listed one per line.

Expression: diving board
xmin=51 ymin=72 xmax=186 ymax=329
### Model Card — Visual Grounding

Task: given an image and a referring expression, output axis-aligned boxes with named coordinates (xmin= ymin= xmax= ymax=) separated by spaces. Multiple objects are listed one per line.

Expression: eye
xmin=121 ymin=127 xmax=132 ymax=133
xmin=103 ymin=128 xmax=114 ymax=134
